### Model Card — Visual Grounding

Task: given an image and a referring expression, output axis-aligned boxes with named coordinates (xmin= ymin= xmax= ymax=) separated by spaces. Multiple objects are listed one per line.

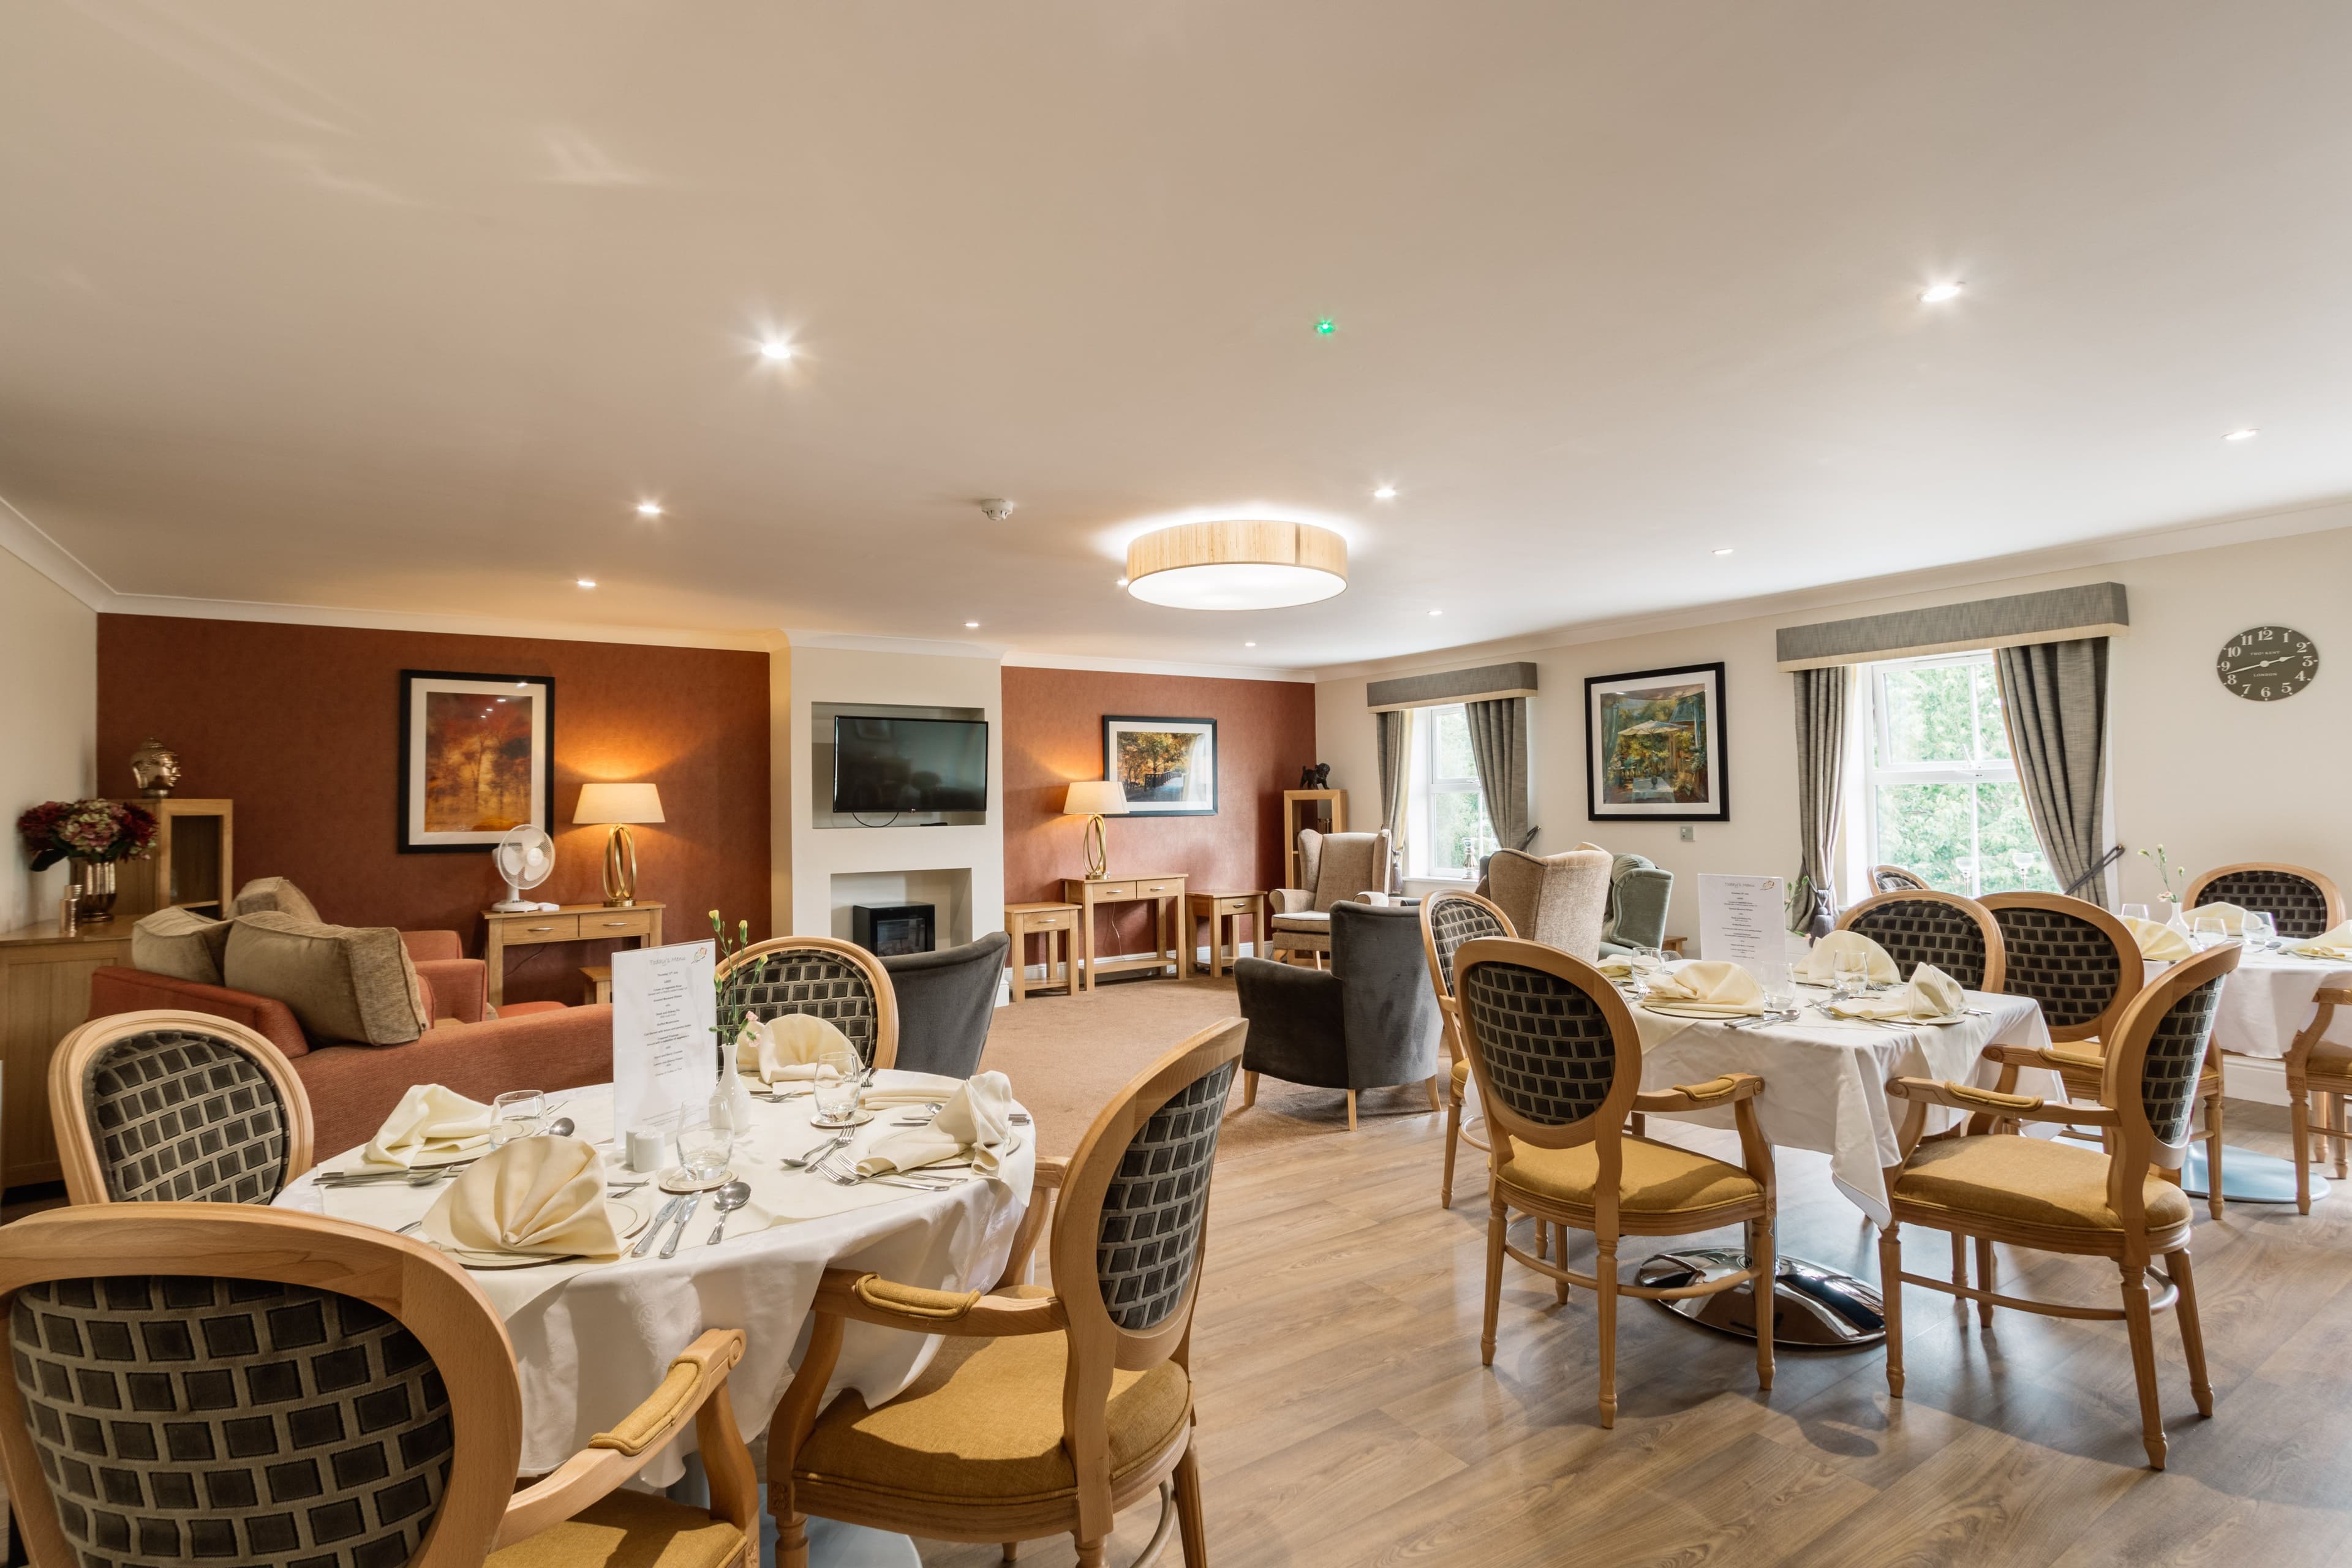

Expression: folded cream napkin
xmin=1642 ymin=961 xmax=1765 ymax=1016
xmin=423 ymin=1134 xmax=622 ymax=1259
xmin=1830 ymin=963 xmax=1966 ymax=1021
xmin=856 ymin=1071 xmax=1016 ymax=1179
xmin=363 ymin=1084 xmax=494 ymax=1168
xmin=857 ymin=1071 xmax=976 ymax=1109
xmin=736 ymin=1012 xmax=857 ymax=1084
xmin=1596 ymin=954 xmax=1635 ymax=979
xmin=2292 ymin=920 xmax=2352 ymax=959
xmin=2187 ymin=902 xmax=2258 ymax=935
xmin=2125 ymin=916 xmax=2193 ymax=962
xmin=1794 ymin=930 xmax=1900 ymax=987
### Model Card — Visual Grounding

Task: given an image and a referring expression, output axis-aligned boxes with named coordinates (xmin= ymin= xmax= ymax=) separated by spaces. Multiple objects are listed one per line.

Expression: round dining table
xmin=276 ymin=1069 xmax=1038 ymax=1564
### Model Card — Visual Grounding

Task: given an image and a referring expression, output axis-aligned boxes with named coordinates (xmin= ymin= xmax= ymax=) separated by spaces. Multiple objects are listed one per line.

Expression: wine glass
xmin=491 ymin=1090 xmax=545 ymax=1148
xmin=2120 ymin=903 xmax=2149 ymax=924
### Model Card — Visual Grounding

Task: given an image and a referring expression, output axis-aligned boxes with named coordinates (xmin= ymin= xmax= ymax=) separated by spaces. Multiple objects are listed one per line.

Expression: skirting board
xmin=1011 ymin=941 xmax=1259 ymax=984
xmin=2223 ymin=1054 xmax=2288 ymax=1107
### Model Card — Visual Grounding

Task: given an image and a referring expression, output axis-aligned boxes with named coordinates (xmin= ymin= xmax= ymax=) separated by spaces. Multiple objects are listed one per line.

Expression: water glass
xmin=491 ymin=1090 xmax=546 ymax=1148
xmin=2119 ymin=903 xmax=2149 ymax=924
xmin=1831 ymin=948 xmax=1869 ymax=1000
xmin=2189 ymin=911 xmax=2227 ymax=951
xmin=675 ymin=1123 xmax=734 ymax=1184
xmin=812 ymin=1046 xmax=863 ymax=1121
xmin=2250 ymin=910 xmax=2278 ymax=949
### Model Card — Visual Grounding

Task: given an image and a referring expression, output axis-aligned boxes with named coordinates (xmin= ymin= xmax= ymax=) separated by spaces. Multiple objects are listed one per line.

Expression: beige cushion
xmin=130 ymin=907 xmax=234 ymax=986
xmin=224 ymin=913 xmax=429 ymax=1045
xmin=484 ymin=1488 xmax=744 ymax=1568
xmin=1300 ymin=829 xmax=1390 ymax=910
xmin=1891 ymin=1134 xmax=2193 ymax=1232
xmin=1498 ymin=1136 xmax=1762 ymax=1214
xmin=230 ymin=876 xmax=322 ymax=924
xmin=2310 ymin=1038 xmax=2352 ymax=1081
xmin=1269 ymin=911 xmax=1330 ymax=932
xmin=796 ymin=1323 xmax=1189 ymax=1506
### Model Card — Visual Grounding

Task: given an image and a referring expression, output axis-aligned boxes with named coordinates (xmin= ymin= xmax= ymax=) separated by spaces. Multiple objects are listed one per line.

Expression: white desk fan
xmin=491 ymin=824 xmax=559 ymax=912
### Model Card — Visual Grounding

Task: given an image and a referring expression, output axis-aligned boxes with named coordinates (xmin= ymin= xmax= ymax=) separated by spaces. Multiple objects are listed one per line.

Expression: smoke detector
xmin=977 ymin=498 xmax=1015 ymax=522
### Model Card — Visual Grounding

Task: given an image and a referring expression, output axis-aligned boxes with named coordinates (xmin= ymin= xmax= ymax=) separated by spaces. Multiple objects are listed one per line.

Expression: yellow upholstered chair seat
xmin=2309 ymin=1038 xmax=2352 ymax=1079
xmin=488 ymin=1488 xmax=748 ymax=1568
xmin=1892 ymin=1134 xmax=2192 ymax=1232
xmin=1498 ymin=1135 xmax=1761 ymax=1214
xmin=794 ymin=1325 xmax=1191 ymax=1506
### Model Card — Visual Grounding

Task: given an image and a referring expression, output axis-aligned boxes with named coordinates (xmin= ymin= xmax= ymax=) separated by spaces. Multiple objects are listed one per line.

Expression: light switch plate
xmin=1679 ymin=826 xmax=1694 ymax=842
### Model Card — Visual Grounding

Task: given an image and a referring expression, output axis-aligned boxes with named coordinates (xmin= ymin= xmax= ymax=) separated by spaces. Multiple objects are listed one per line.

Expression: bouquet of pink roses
xmin=16 ymin=799 xmax=157 ymax=872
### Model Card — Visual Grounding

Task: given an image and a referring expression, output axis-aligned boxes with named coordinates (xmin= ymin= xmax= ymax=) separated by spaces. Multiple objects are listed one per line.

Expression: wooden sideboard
xmin=1060 ymin=875 xmax=1191 ymax=992
xmin=0 ymin=920 xmax=131 ymax=1189
xmin=481 ymin=901 xmax=664 ymax=1007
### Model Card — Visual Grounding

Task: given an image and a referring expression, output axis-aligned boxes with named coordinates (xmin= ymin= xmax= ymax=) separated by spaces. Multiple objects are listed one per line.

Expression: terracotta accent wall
xmin=97 ymin=616 xmax=769 ymax=1005
xmin=1001 ymin=668 xmax=1317 ymax=963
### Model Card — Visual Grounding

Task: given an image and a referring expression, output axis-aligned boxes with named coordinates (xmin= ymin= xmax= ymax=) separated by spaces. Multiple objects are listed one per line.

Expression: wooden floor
xmin=919 ymin=1087 xmax=2352 ymax=1568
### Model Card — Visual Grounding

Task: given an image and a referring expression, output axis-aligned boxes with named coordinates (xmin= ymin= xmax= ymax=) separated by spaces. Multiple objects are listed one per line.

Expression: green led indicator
xmin=1314 ymin=317 xmax=1335 ymax=336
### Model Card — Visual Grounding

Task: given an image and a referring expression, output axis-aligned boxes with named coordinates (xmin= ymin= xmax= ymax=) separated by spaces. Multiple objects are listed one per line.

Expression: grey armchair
xmin=1268 ymin=828 xmax=1392 ymax=966
xmin=1597 ymin=851 xmax=1673 ymax=957
xmin=1234 ymin=901 xmax=1442 ymax=1129
xmin=880 ymin=932 xmax=1011 ymax=1078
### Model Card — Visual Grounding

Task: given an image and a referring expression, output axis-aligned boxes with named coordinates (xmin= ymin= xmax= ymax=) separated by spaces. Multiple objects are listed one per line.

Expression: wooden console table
xmin=481 ymin=902 xmax=663 ymax=1008
xmin=1060 ymin=875 xmax=1190 ymax=992
xmin=1 ymin=921 xmax=131 ymax=1188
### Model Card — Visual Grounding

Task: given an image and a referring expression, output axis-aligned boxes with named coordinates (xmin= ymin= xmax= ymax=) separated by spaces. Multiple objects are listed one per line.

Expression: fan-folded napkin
xmin=736 ymin=1013 xmax=856 ymax=1083
xmin=1830 ymin=963 xmax=1966 ymax=1020
xmin=2293 ymin=920 xmax=2352 ymax=960
xmin=1596 ymin=954 xmax=1635 ymax=979
xmin=2125 ymin=916 xmax=2193 ymax=962
xmin=423 ymin=1135 xmax=622 ymax=1259
xmin=1642 ymin=962 xmax=1765 ymax=1016
xmin=2187 ymin=902 xmax=2258 ymax=935
xmin=1794 ymin=930 xmax=1900 ymax=987
xmin=855 ymin=1072 xmax=1015 ymax=1179
xmin=363 ymin=1085 xmax=493 ymax=1168
xmin=856 ymin=1072 xmax=978 ymax=1109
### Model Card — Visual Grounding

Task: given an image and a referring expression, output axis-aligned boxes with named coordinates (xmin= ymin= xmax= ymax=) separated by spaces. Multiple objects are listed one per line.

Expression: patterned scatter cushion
xmin=130 ymin=908 xmax=235 ymax=987
xmin=1849 ymin=900 xmax=1989 ymax=990
xmin=2196 ymin=870 xmax=2334 ymax=941
xmin=8 ymin=1275 xmax=453 ymax=1568
xmin=723 ymin=950 xmax=881 ymax=1065
xmin=224 ymin=915 xmax=429 ymax=1047
xmin=1990 ymin=905 xmax=2124 ymax=1031
xmin=85 ymin=1030 xmax=289 ymax=1204
xmin=1458 ymin=961 xmax=1617 ymax=1126
xmin=1096 ymin=1060 xmax=1235 ymax=1332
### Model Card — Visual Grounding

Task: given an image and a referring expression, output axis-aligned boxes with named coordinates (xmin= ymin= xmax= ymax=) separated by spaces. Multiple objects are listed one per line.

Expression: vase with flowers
xmin=2138 ymin=843 xmax=2192 ymax=932
xmin=16 ymin=799 xmax=158 ymax=922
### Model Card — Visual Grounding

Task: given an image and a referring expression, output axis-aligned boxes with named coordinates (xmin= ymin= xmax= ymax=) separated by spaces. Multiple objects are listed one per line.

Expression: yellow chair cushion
xmin=795 ymin=1329 xmax=1190 ymax=1506
xmin=2310 ymin=1039 xmax=2352 ymax=1080
xmin=1497 ymin=1136 xmax=1760 ymax=1213
xmin=1893 ymin=1134 xmax=2193 ymax=1232
xmin=486 ymin=1488 xmax=745 ymax=1568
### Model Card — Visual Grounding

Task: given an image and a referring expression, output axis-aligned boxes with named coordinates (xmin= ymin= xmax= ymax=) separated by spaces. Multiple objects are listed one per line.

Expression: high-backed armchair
xmin=1597 ymin=851 xmax=1673 ymax=957
xmin=1476 ymin=847 xmax=1611 ymax=958
xmin=717 ymin=935 xmax=899 ymax=1068
xmin=1235 ymin=902 xmax=1442 ymax=1130
xmin=1267 ymin=829 xmax=1392 ymax=966
xmin=2185 ymin=861 xmax=2345 ymax=941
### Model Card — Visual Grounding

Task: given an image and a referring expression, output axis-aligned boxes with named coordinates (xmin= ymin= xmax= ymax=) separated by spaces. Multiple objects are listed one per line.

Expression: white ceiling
xmin=6 ymin=2 xmax=2352 ymax=671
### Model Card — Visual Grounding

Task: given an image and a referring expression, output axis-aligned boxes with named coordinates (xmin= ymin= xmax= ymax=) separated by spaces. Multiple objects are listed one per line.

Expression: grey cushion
xmin=222 ymin=914 xmax=429 ymax=1046
xmin=229 ymin=876 xmax=322 ymax=924
xmin=130 ymin=907 xmax=235 ymax=986
xmin=882 ymin=933 xmax=1010 ymax=1079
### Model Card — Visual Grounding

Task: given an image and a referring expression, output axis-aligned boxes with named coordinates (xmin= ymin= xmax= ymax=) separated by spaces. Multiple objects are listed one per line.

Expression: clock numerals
xmin=2218 ymin=625 xmax=2318 ymax=701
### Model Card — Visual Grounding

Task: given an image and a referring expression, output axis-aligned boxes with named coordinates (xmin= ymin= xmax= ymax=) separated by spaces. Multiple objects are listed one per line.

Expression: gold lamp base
xmin=1081 ymin=813 xmax=1109 ymax=881
xmin=601 ymin=824 xmax=639 ymax=907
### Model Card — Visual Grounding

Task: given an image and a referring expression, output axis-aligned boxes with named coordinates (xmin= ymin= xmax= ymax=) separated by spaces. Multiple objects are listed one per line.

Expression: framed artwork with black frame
xmin=1585 ymin=662 xmax=1728 ymax=821
xmin=1102 ymin=715 xmax=1218 ymax=817
xmin=398 ymin=669 xmax=556 ymax=852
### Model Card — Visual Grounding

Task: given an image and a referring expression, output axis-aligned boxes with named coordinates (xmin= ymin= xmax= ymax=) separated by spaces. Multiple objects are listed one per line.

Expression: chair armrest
xmin=399 ymin=930 xmax=464 ymax=963
xmin=1270 ymin=889 xmax=1312 ymax=914
xmin=997 ymin=1156 xmax=1066 ymax=1286
xmin=1634 ymin=1073 xmax=1762 ymax=1114
xmin=412 ymin=958 xmax=487 ymax=1023
xmin=810 ymin=1267 xmax=1064 ymax=1338
xmin=2318 ymin=988 xmax=2352 ymax=1006
xmin=1031 ymin=1155 xmax=1068 ymax=1190
xmin=1885 ymin=1076 xmax=2122 ymax=1127
xmin=497 ymin=1329 xmax=754 ymax=1548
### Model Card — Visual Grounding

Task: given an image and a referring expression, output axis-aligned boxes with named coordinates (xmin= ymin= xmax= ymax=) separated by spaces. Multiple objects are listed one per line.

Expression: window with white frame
xmin=1407 ymin=704 xmax=1498 ymax=880
xmin=1861 ymin=650 xmax=2056 ymax=897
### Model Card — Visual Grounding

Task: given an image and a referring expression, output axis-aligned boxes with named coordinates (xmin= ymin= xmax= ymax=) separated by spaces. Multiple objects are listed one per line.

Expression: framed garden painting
xmin=1585 ymin=662 xmax=1728 ymax=821
xmin=1102 ymin=715 xmax=1218 ymax=816
xmin=399 ymin=669 xmax=556 ymax=851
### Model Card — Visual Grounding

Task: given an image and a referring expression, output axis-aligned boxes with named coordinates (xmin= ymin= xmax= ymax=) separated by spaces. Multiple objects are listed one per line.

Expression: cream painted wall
xmin=783 ymin=644 xmax=1005 ymax=943
xmin=1317 ymin=525 xmax=2352 ymax=942
xmin=0 ymin=546 xmax=98 ymax=932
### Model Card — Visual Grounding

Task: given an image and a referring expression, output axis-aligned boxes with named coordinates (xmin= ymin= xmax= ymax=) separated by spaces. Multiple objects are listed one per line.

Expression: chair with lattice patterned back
xmin=768 ymin=1018 xmax=1245 ymax=1568
xmin=48 ymin=1010 xmax=315 ymax=1208
xmin=1420 ymin=891 xmax=1515 ymax=1211
xmin=717 ymin=937 xmax=899 ymax=1069
xmin=2185 ymin=862 xmax=2345 ymax=942
xmin=1872 ymin=864 xmax=1932 ymax=893
xmin=0 ymin=1204 xmax=761 ymax=1568
xmin=1838 ymin=889 xmax=2007 ymax=994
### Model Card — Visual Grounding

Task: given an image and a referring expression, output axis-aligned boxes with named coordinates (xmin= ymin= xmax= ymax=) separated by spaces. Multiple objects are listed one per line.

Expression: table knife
xmin=660 ymin=1193 xmax=701 ymax=1259
xmin=631 ymin=1196 xmax=682 ymax=1258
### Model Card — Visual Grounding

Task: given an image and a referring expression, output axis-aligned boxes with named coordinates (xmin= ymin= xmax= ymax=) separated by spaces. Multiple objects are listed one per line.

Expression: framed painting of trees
xmin=399 ymin=669 xmax=556 ymax=851
xmin=1102 ymin=715 xmax=1218 ymax=817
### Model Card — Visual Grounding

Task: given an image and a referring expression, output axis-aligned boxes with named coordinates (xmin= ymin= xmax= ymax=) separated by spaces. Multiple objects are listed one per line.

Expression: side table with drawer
xmin=1060 ymin=875 xmax=1191 ymax=992
xmin=481 ymin=901 xmax=664 ymax=1008
xmin=1004 ymin=902 xmax=1080 ymax=1001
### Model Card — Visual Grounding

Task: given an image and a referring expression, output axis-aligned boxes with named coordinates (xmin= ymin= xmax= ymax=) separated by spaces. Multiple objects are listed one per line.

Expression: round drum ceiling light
xmin=1124 ymin=520 xmax=1348 ymax=611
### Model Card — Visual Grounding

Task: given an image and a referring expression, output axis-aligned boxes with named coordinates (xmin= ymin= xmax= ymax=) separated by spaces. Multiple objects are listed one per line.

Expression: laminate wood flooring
xmin=921 ymin=992 xmax=2352 ymax=1567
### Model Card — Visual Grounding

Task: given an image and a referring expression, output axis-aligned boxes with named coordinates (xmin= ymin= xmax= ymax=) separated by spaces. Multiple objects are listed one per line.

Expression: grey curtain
xmin=1464 ymin=696 xmax=1537 ymax=852
xmin=1789 ymin=666 xmax=1849 ymax=933
xmin=1994 ymin=638 xmax=2113 ymax=905
xmin=1375 ymin=710 xmax=1409 ymax=892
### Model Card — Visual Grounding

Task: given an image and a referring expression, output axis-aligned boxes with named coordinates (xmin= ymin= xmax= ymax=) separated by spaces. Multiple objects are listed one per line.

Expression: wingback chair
xmin=1235 ymin=902 xmax=1442 ymax=1129
xmin=882 ymin=932 xmax=1010 ymax=1077
xmin=1476 ymin=846 xmax=1612 ymax=958
xmin=717 ymin=936 xmax=899 ymax=1068
xmin=2185 ymin=861 xmax=2345 ymax=941
xmin=1597 ymin=852 xmax=1673 ymax=957
xmin=1268 ymin=829 xmax=1392 ymax=966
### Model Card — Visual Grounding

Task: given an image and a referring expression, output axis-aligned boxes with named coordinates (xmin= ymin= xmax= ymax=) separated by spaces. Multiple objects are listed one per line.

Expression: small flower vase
xmin=708 ymin=1067 xmax=756 ymax=1136
xmin=68 ymin=858 xmax=118 ymax=923
xmin=2163 ymin=898 xmax=2191 ymax=936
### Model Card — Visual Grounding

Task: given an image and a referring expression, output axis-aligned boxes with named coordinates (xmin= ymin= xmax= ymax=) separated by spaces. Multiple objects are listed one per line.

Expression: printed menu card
xmin=612 ymin=940 xmax=718 ymax=1134
xmin=1699 ymin=873 xmax=1787 ymax=985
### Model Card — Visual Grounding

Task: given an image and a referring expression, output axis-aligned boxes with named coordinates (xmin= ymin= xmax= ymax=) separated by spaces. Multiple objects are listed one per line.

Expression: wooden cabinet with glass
xmin=110 ymin=797 xmax=234 ymax=919
xmin=1281 ymin=789 xmax=1347 ymax=891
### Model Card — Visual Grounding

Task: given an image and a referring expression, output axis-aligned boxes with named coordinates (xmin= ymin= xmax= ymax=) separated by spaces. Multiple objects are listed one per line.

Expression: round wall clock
xmin=2215 ymin=625 xmax=2318 ymax=701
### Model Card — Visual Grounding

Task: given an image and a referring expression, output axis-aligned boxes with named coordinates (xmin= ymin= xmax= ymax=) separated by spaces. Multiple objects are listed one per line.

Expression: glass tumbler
xmin=491 ymin=1090 xmax=546 ymax=1148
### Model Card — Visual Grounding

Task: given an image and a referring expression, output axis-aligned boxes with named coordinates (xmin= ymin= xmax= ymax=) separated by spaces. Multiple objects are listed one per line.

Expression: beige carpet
xmin=981 ymin=971 xmax=1443 ymax=1158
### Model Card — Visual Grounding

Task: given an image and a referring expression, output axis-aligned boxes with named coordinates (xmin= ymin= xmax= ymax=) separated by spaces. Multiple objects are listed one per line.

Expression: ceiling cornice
xmin=1001 ymin=650 xmax=1315 ymax=684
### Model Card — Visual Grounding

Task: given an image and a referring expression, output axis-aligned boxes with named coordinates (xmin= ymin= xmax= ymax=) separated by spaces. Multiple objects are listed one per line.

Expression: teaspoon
xmin=704 ymin=1180 xmax=752 ymax=1245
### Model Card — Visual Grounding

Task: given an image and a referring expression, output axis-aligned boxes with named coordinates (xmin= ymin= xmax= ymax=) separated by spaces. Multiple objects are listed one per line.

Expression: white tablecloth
xmin=1628 ymin=986 xmax=2055 ymax=1225
xmin=2147 ymin=946 xmax=2352 ymax=1060
xmin=276 ymin=1072 xmax=1034 ymax=1480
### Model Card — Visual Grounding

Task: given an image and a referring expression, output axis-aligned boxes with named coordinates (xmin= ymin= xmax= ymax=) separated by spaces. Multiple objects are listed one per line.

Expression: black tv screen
xmin=832 ymin=717 xmax=989 ymax=815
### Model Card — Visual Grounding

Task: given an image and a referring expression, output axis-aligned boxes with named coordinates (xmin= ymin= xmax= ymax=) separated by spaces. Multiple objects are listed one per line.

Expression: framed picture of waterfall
xmin=1102 ymin=715 xmax=1219 ymax=816
xmin=1585 ymin=662 xmax=1728 ymax=821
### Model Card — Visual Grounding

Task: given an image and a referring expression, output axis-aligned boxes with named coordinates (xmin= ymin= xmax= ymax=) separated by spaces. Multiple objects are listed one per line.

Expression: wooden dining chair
xmin=1980 ymin=892 xmax=2225 ymax=1219
xmin=717 ymin=935 xmax=899 ymax=1068
xmin=0 ymin=1204 xmax=760 ymax=1568
xmin=2283 ymin=983 xmax=2352 ymax=1212
xmin=768 ymin=1018 xmax=1245 ymax=1568
xmin=2184 ymin=861 xmax=2345 ymax=941
xmin=47 ymin=1009 xmax=314 ymax=1207
xmin=1453 ymin=937 xmax=1777 ymax=1428
xmin=1420 ymin=889 xmax=1516 ymax=1211
xmin=1876 ymin=940 xmax=2240 ymax=1469
xmin=1872 ymin=864 xmax=1932 ymax=893
xmin=1838 ymin=888 xmax=2007 ymax=994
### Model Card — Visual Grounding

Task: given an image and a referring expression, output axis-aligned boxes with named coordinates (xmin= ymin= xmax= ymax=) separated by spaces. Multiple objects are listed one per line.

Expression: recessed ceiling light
xmin=1373 ymin=484 xmax=1398 ymax=500
xmin=1920 ymin=281 xmax=1964 ymax=304
xmin=1245 ymin=641 xmax=1257 ymax=647
xmin=1428 ymin=609 xmax=1444 ymax=617
xmin=965 ymin=620 xmax=980 ymax=628
xmin=2225 ymin=428 xmax=2259 ymax=442
xmin=635 ymin=500 xmax=663 ymax=518
xmin=576 ymin=578 xmax=597 ymax=589
xmin=1115 ymin=576 xmax=1129 ymax=587
xmin=1713 ymin=547 xmax=1734 ymax=556
xmin=760 ymin=339 xmax=794 ymax=361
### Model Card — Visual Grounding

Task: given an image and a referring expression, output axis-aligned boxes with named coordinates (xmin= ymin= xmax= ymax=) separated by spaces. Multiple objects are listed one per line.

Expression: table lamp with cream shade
xmin=1063 ymin=780 xmax=1129 ymax=881
xmin=572 ymin=782 xmax=663 ymax=907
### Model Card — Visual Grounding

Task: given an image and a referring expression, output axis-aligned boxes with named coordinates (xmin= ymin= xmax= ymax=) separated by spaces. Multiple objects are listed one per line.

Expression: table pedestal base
xmin=1636 ymin=1250 xmax=1887 ymax=1349
xmin=2181 ymin=1144 xmax=2329 ymax=1205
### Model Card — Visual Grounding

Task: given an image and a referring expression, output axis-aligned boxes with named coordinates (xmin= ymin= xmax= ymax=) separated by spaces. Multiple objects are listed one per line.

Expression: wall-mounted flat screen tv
xmin=831 ymin=717 xmax=989 ymax=815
